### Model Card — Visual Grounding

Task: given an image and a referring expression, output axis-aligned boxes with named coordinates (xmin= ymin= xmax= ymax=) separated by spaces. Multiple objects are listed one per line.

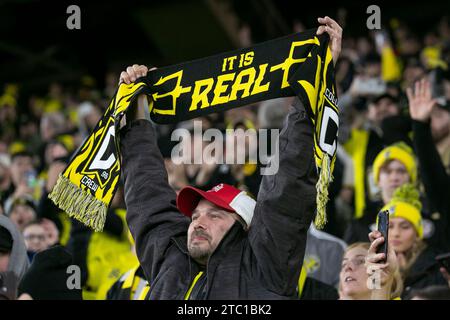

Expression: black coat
xmin=412 ymin=120 xmax=450 ymax=252
xmin=402 ymin=246 xmax=448 ymax=299
xmin=120 ymin=99 xmax=317 ymax=299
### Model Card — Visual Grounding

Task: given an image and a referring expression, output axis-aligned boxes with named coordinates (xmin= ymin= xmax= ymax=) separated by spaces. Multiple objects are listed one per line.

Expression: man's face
xmin=23 ymin=224 xmax=48 ymax=253
xmin=430 ymin=107 xmax=450 ymax=143
xmin=368 ymin=98 xmax=399 ymax=125
xmin=10 ymin=156 xmax=33 ymax=186
xmin=187 ymin=200 xmax=238 ymax=265
xmin=9 ymin=205 xmax=36 ymax=232
xmin=365 ymin=62 xmax=381 ymax=78
xmin=45 ymin=143 xmax=68 ymax=166
xmin=378 ymin=160 xmax=410 ymax=203
xmin=0 ymin=251 xmax=10 ymax=272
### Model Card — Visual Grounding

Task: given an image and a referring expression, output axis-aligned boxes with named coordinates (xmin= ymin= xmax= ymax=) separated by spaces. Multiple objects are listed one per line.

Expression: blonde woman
xmin=380 ymin=184 xmax=448 ymax=298
xmin=339 ymin=238 xmax=403 ymax=300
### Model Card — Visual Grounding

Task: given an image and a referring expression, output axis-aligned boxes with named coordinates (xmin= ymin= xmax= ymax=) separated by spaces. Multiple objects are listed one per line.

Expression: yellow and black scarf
xmin=49 ymin=29 xmax=339 ymax=231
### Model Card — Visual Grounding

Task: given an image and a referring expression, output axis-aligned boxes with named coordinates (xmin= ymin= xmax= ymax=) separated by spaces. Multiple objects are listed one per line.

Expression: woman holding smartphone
xmin=377 ymin=184 xmax=448 ymax=298
xmin=338 ymin=239 xmax=402 ymax=300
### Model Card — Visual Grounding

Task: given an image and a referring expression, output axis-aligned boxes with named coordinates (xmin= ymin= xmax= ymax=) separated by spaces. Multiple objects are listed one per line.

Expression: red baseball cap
xmin=176 ymin=183 xmax=256 ymax=226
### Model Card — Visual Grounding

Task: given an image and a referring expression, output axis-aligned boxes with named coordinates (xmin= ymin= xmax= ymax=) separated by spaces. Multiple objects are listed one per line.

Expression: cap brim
xmin=176 ymin=186 xmax=235 ymax=217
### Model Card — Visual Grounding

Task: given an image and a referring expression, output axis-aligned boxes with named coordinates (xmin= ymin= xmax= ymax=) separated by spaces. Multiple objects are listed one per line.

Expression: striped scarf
xmin=49 ymin=29 xmax=339 ymax=231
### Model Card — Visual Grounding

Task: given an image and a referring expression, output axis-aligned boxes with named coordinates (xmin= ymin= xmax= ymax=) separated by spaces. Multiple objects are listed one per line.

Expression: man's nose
xmin=193 ymin=215 xmax=207 ymax=229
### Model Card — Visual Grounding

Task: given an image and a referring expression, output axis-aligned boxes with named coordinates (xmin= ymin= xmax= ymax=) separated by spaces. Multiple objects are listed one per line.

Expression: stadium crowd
xmin=1 ymin=13 xmax=450 ymax=300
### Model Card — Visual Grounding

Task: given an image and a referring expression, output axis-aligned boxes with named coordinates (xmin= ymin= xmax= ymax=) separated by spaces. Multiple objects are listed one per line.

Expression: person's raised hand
xmin=118 ymin=65 xmax=157 ymax=121
xmin=119 ymin=64 xmax=149 ymax=85
xmin=316 ymin=16 xmax=343 ymax=66
xmin=366 ymin=231 xmax=398 ymax=289
xmin=406 ymin=78 xmax=437 ymax=122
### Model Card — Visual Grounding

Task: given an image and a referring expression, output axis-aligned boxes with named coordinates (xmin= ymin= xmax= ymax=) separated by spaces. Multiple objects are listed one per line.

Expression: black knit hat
xmin=18 ymin=246 xmax=82 ymax=300
xmin=0 ymin=225 xmax=13 ymax=253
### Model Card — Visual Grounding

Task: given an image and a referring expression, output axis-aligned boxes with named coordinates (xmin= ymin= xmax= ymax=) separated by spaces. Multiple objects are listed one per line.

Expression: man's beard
xmin=188 ymin=245 xmax=210 ymax=263
xmin=188 ymin=230 xmax=212 ymax=264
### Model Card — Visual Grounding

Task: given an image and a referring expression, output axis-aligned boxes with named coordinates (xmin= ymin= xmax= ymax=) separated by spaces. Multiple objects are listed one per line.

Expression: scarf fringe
xmin=314 ymin=154 xmax=333 ymax=229
xmin=48 ymin=174 xmax=106 ymax=232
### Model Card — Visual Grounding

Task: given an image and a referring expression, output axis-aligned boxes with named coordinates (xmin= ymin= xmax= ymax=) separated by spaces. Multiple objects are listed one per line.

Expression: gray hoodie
xmin=0 ymin=215 xmax=29 ymax=280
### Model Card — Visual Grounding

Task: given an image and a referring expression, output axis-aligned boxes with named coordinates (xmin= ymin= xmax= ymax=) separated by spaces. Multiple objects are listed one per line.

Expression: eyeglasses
xmin=24 ymin=234 xmax=46 ymax=241
xmin=341 ymin=257 xmax=366 ymax=269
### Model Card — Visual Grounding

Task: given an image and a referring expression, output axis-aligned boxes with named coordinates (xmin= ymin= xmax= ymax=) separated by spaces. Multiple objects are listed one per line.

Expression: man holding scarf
xmin=116 ymin=16 xmax=342 ymax=300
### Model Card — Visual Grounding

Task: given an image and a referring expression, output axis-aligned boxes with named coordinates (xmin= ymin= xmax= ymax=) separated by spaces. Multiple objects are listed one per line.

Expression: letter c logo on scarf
xmin=89 ymin=126 xmax=116 ymax=170
xmin=319 ymin=106 xmax=338 ymax=156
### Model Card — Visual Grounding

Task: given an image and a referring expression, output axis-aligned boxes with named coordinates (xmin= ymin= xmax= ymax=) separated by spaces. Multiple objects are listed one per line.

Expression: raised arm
xmin=119 ymin=65 xmax=190 ymax=282
xmin=249 ymin=98 xmax=318 ymax=296
xmin=248 ymin=17 xmax=342 ymax=296
xmin=407 ymin=79 xmax=450 ymax=215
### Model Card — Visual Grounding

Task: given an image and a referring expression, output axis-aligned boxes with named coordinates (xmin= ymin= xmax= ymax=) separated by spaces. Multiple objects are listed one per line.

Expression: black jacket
xmin=120 ymin=99 xmax=317 ymax=299
xmin=300 ymin=277 xmax=339 ymax=300
xmin=412 ymin=120 xmax=450 ymax=252
xmin=402 ymin=246 xmax=448 ymax=299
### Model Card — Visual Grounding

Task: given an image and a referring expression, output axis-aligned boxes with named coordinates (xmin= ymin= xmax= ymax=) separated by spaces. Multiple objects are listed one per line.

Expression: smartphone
xmin=376 ymin=210 xmax=389 ymax=262
xmin=24 ymin=170 xmax=37 ymax=188
xmin=436 ymin=252 xmax=450 ymax=273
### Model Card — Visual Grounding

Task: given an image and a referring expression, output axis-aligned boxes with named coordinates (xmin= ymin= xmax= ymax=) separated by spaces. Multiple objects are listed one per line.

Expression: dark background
xmin=1 ymin=0 xmax=448 ymax=95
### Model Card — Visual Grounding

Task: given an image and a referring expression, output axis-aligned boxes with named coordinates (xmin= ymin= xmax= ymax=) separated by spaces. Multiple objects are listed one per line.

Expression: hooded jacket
xmin=0 ymin=215 xmax=29 ymax=281
xmin=120 ymin=98 xmax=317 ymax=299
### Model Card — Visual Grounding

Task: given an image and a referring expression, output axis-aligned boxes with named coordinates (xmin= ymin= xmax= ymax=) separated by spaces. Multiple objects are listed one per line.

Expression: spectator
xmin=39 ymin=112 xmax=66 ymax=144
xmin=77 ymin=102 xmax=102 ymax=140
xmin=6 ymin=196 xmax=37 ymax=232
xmin=17 ymin=245 xmax=82 ymax=300
xmin=338 ymin=238 xmax=402 ymax=300
xmin=37 ymin=159 xmax=71 ymax=245
xmin=23 ymin=221 xmax=50 ymax=262
xmin=66 ymin=184 xmax=138 ymax=300
xmin=408 ymin=79 xmax=450 ymax=253
xmin=39 ymin=218 xmax=60 ymax=248
xmin=0 ymin=159 xmax=12 ymax=206
xmin=298 ymin=265 xmax=339 ymax=300
xmin=304 ymin=223 xmax=347 ymax=287
xmin=258 ymin=97 xmax=292 ymax=130
xmin=106 ymin=265 xmax=149 ymax=300
xmin=180 ymin=124 xmax=236 ymax=191
xmin=227 ymin=118 xmax=262 ymax=197
xmin=344 ymin=142 xmax=417 ymax=243
xmin=15 ymin=116 xmax=40 ymax=156
xmin=1 ymin=7 xmax=450 ymax=302
xmin=378 ymin=184 xmax=448 ymax=298
xmin=43 ymin=141 xmax=69 ymax=172
xmin=117 ymin=16 xmax=341 ymax=298
xmin=106 ymin=233 xmax=150 ymax=300
xmin=0 ymin=215 xmax=29 ymax=286
xmin=342 ymin=93 xmax=403 ymax=223
xmin=4 ymin=152 xmax=36 ymax=211
xmin=409 ymin=285 xmax=450 ymax=300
